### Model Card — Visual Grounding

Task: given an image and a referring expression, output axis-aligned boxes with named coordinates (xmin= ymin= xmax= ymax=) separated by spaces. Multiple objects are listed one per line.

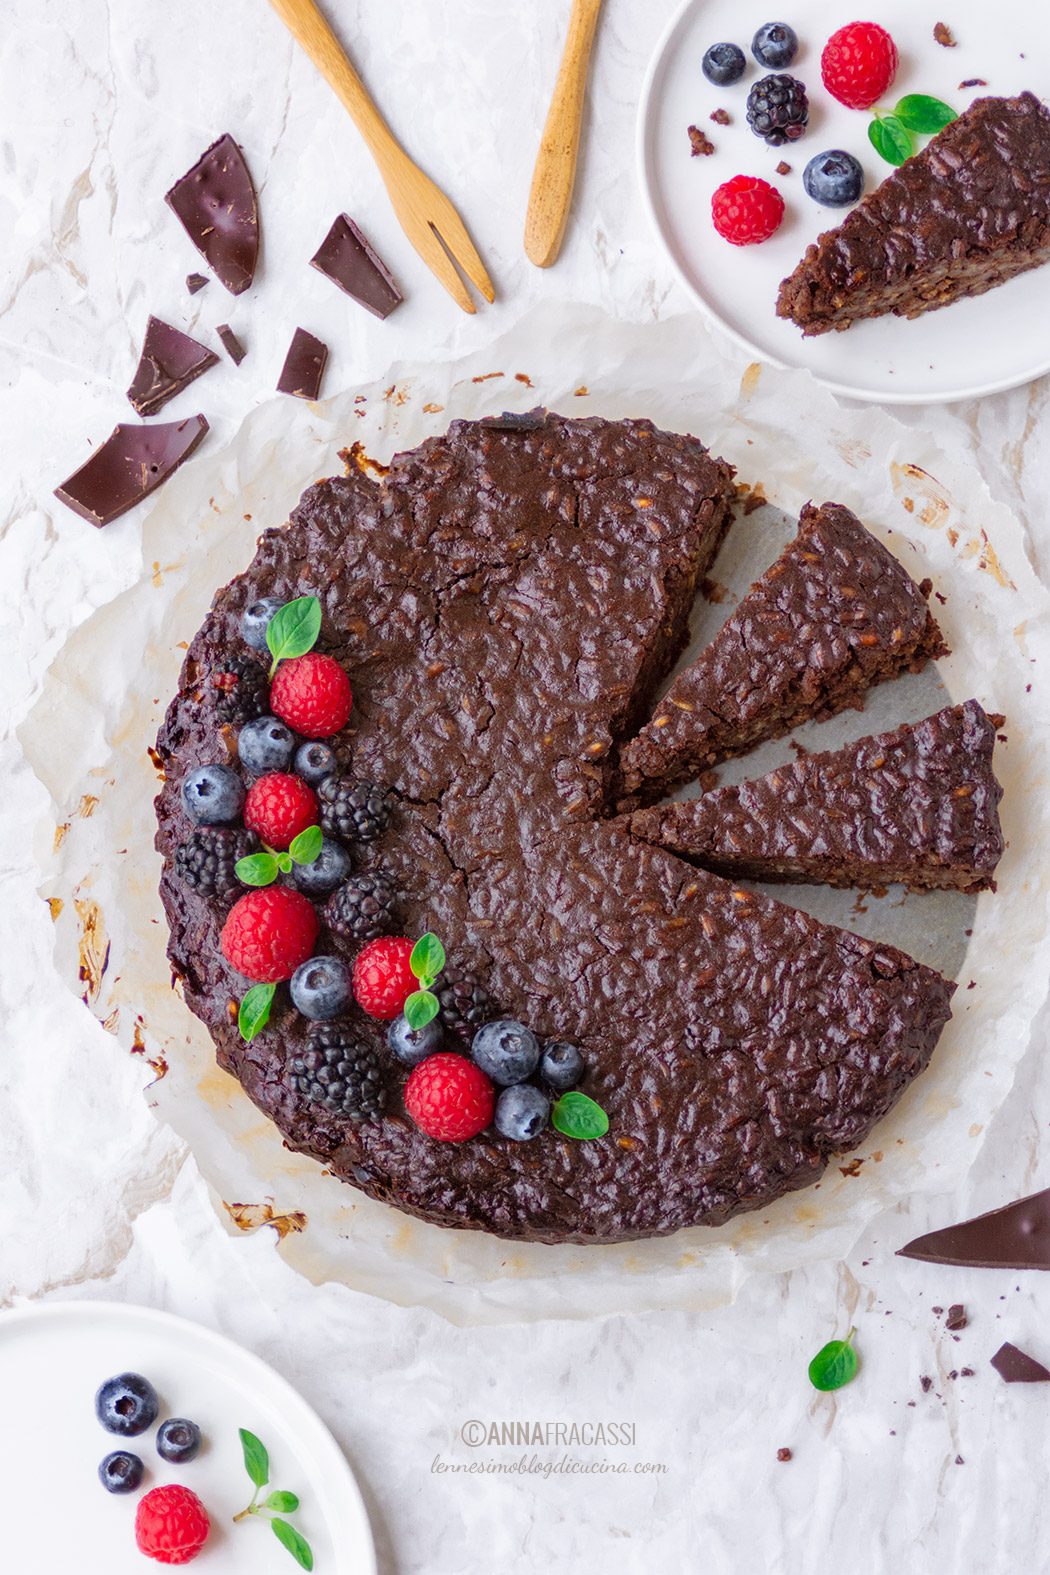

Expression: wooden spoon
xmin=524 ymin=0 xmax=604 ymax=268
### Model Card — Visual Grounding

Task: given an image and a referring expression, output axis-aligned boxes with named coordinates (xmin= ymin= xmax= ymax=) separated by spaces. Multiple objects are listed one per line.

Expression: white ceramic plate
xmin=638 ymin=0 xmax=1050 ymax=402
xmin=0 ymin=1301 xmax=375 ymax=1575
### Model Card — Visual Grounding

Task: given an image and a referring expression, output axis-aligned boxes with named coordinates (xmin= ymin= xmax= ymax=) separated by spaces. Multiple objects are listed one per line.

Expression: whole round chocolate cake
xmin=155 ymin=413 xmax=958 ymax=1245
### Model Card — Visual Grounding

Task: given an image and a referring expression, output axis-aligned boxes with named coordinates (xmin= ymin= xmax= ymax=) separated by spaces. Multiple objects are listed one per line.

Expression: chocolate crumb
xmin=710 ymin=108 xmax=731 ymax=126
xmin=688 ymin=125 xmax=715 ymax=157
xmin=920 ymin=1375 xmax=933 ymax=1393
xmin=741 ymin=485 xmax=768 ymax=515
xmin=931 ymin=1306 xmax=944 ymax=1316
xmin=776 ymin=1447 xmax=792 ymax=1462
xmin=776 ymin=160 xmax=792 ymax=176
xmin=948 ymin=1369 xmax=958 ymax=1381
xmin=960 ymin=1367 xmax=974 ymax=1377
xmin=960 ymin=78 xmax=987 ymax=88
xmin=933 ymin=21 xmax=956 ymax=46
xmin=955 ymin=1455 xmax=964 ymax=1466
xmin=946 ymin=1304 xmax=967 ymax=1330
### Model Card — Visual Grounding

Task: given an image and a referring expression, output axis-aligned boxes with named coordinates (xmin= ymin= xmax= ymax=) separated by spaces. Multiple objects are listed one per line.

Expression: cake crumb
xmin=920 ymin=1375 xmax=933 ymax=1393
xmin=776 ymin=160 xmax=792 ymax=176
xmin=776 ymin=1447 xmax=792 ymax=1462
xmin=711 ymin=108 xmax=731 ymax=126
xmin=933 ymin=21 xmax=956 ymax=46
xmin=960 ymin=79 xmax=987 ymax=88
xmin=688 ymin=125 xmax=715 ymax=157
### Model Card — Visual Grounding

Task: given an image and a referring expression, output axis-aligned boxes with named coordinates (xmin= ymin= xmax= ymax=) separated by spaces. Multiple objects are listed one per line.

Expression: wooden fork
xmin=525 ymin=0 xmax=604 ymax=268
xmin=266 ymin=0 xmax=494 ymax=313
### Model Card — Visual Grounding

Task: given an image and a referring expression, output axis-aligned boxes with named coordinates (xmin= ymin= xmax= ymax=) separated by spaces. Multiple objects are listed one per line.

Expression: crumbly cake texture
xmin=155 ymin=415 xmax=955 ymax=1245
xmin=628 ymin=701 xmax=1004 ymax=894
xmin=777 ymin=93 xmax=1050 ymax=336
xmin=618 ymin=501 xmax=947 ymax=806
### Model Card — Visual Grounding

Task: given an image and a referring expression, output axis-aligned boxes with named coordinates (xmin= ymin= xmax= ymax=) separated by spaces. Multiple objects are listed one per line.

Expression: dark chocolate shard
xmin=186 ymin=272 xmax=209 ymax=295
xmin=54 ymin=416 xmax=208 ymax=528
xmin=990 ymin=1342 xmax=1050 ymax=1383
xmin=166 ymin=134 xmax=259 ymax=296
xmin=276 ymin=328 xmax=328 ymax=400
xmin=126 ymin=315 xmax=219 ymax=417
xmin=898 ymin=1188 xmax=1050 ymax=1269
xmin=216 ymin=324 xmax=247 ymax=366
xmin=945 ymin=1304 xmax=968 ymax=1330
xmin=309 ymin=215 xmax=403 ymax=319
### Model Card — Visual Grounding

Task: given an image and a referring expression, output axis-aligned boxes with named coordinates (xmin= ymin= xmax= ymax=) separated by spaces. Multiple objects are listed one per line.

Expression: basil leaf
xmin=239 ymin=1426 xmax=270 ymax=1489
xmin=238 ymin=983 xmax=276 ymax=1044
xmin=236 ymin=852 xmax=278 ymax=887
xmin=266 ymin=595 xmax=322 ymax=669
xmin=894 ymin=94 xmax=957 ymax=134
xmin=271 ymin=1517 xmax=314 ymax=1570
xmin=868 ymin=115 xmax=913 ymax=166
xmin=409 ymin=931 xmax=446 ymax=988
xmin=404 ymin=989 xmax=440 ymax=1030
xmin=289 ymin=825 xmax=322 ymax=866
xmin=808 ymin=1329 xmax=859 ymax=1392
xmin=265 ymin=1490 xmax=301 ymax=1513
xmin=551 ymin=1091 xmax=609 ymax=1140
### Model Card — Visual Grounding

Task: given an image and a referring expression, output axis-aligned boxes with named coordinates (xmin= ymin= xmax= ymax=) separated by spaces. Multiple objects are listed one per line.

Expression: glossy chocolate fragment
xmin=276 ymin=328 xmax=328 ymax=400
xmin=216 ymin=324 xmax=247 ymax=366
xmin=990 ymin=1343 xmax=1050 ymax=1383
xmin=127 ymin=315 xmax=219 ymax=416
xmin=310 ymin=214 xmax=403 ymax=319
xmin=186 ymin=273 xmax=209 ymax=295
xmin=898 ymin=1188 xmax=1050 ymax=1269
xmin=166 ymin=134 xmax=259 ymax=296
xmin=54 ymin=415 xmax=208 ymax=528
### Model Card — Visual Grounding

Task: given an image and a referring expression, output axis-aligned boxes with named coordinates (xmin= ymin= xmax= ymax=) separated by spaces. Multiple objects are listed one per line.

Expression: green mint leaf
xmin=239 ymin=1427 xmax=271 ymax=1489
xmin=236 ymin=852 xmax=279 ymax=888
xmin=238 ymin=984 xmax=276 ymax=1043
xmin=868 ymin=114 xmax=913 ymax=167
xmin=289 ymin=825 xmax=322 ymax=866
xmin=894 ymin=94 xmax=957 ymax=134
xmin=266 ymin=595 xmax=322 ymax=671
xmin=551 ymin=1091 xmax=609 ymax=1140
xmin=271 ymin=1517 xmax=314 ymax=1570
xmin=808 ymin=1329 xmax=859 ymax=1392
xmin=276 ymin=851 xmax=293 ymax=873
xmin=409 ymin=931 xmax=446 ymax=988
xmin=404 ymin=989 xmax=440 ymax=1030
xmin=265 ymin=1490 xmax=301 ymax=1513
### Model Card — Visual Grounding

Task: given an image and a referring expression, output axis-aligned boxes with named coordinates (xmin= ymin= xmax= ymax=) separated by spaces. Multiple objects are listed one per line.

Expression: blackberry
xmin=325 ymin=870 xmax=399 ymax=941
xmin=288 ymin=1024 xmax=386 ymax=1120
xmin=436 ymin=966 xmax=495 ymax=1043
xmin=206 ymin=653 xmax=268 ymax=723
xmin=746 ymin=73 xmax=808 ymax=145
xmin=318 ymin=775 xmax=393 ymax=843
xmin=174 ymin=828 xmax=256 ymax=896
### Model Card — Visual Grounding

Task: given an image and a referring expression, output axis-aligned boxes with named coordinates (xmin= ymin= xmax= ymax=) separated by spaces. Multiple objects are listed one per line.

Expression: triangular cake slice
xmin=777 ymin=93 xmax=1050 ymax=336
xmin=618 ymin=501 xmax=947 ymax=804
xmin=628 ymin=701 xmax=1004 ymax=894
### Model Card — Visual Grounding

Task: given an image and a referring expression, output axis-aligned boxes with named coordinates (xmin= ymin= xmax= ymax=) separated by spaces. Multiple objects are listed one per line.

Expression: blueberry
xmin=237 ymin=715 xmax=296 ymax=775
xmin=803 ymin=148 xmax=864 ymax=206
xmin=702 ymin=41 xmax=746 ymax=86
xmin=98 ymin=1450 xmax=144 ymax=1494
xmin=241 ymin=596 xmax=284 ymax=652
xmin=156 ymin=1417 xmax=202 ymax=1465
xmin=495 ymin=1084 xmax=550 ymax=1142
xmin=540 ymin=1040 xmax=585 ymax=1092
xmin=95 ymin=1372 xmax=159 ymax=1437
xmin=292 ymin=836 xmax=352 ymax=897
xmin=181 ymin=764 xmax=245 ymax=826
xmin=470 ymin=1019 xmax=541 ymax=1086
xmin=751 ymin=22 xmax=798 ymax=69
xmin=295 ymin=741 xmax=337 ymax=786
xmin=290 ymin=955 xmax=352 ymax=1020
xmin=387 ymin=1013 xmax=444 ymax=1066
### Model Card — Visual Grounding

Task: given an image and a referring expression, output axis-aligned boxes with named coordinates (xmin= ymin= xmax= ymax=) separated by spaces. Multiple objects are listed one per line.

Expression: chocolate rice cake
xmin=628 ymin=701 xmax=1004 ymax=895
xmin=155 ymin=415 xmax=956 ymax=1244
xmin=777 ymin=93 xmax=1050 ymax=336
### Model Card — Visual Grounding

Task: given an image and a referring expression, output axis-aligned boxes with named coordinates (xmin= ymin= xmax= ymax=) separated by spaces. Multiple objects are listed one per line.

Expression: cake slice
xmin=628 ymin=701 xmax=1004 ymax=894
xmin=618 ymin=501 xmax=947 ymax=804
xmin=777 ymin=93 xmax=1050 ymax=336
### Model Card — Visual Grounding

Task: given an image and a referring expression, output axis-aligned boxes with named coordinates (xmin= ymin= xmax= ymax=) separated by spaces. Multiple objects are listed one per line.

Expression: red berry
xmin=821 ymin=22 xmax=898 ymax=110
xmin=404 ymin=1052 xmax=495 ymax=1142
xmin=271 ymin=652 xmax=352 ymax=739
xmin=243 ymin=772 xmax=318 ymax=850
xmin=135 ymin=1484 xmax=210 ymax=1565
xmin=711 ymin=176 xmax=784 ymax=245
xmin=221 ymin=886 xmax=319 ymax=982
xmin=352 ymin=935 xmax=416 ymax=1020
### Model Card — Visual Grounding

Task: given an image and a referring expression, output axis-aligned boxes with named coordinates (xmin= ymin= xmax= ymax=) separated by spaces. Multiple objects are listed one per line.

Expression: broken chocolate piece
xmin=276 ymin=328 xmax=328 ymax=400
xmin=126 ymin=316 xmax=219 ymax=417
xmin=216 ymin=324 xmax=247 ymax=366
xmin=898 ymin=1187 xmax=1050 ymax=1270
xmin=688 ymin=124 xmax=715 ymax=156
xmin=946 ymin=1304 xmax=968 ymax=1330
xmin=310 ymin=214 xmax=403 ymax=320
xmin=166 ymin=134 xmax=259 ymax=296
xmin=990 ymin=1342 xmax=1050 ymax=1383
xmin=186 ymin=273 xmax=209 ymax=295
xmin=54 ymin=415 xmax=208 ymax=528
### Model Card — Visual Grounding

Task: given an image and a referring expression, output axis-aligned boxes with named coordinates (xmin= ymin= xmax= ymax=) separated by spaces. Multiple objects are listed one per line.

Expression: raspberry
xmin=135 ymin=1484 xmax=210 ymax=1565
xmin=351 ymin=935 xmax=416 ymax=1020
xmin=821 ymin=22 xmax=898 ymax=110
xmin=221 ymin=886 xmax=319 ymax=982
xmin=404 ymin=1052 xmax=495 ymax=1142
xmin=711 ymin=176 xmax=785 ymax=245
xmin=244 ymin=772 xmax=318 ymax=850
xmin=271 ymin=651 xmax=352 ymax=738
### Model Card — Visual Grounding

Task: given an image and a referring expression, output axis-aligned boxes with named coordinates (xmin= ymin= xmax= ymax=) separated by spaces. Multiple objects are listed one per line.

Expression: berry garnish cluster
xmin=95 ymin=1371 xmax=209 ymax=1565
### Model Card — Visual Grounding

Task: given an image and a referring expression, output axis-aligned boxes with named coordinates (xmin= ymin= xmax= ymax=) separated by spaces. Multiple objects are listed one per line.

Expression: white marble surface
xmin=4 ymin=2 xmax=1050 ymax=1571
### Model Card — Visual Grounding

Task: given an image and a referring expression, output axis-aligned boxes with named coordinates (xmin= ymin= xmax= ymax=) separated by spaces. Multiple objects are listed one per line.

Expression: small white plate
xmin=0 ymin=1301 xmax=375 ymax=1575
xmin=638 ymin=0 xmax=1050 ymax=403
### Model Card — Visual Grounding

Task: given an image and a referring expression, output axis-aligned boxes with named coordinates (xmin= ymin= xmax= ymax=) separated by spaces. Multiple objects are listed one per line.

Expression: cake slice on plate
xmin=777 ymin=93 xmax=1050 ymax=336
xmin=628 ymin=700 xmax=1004 ymax=894
xmin=618 ymin=501 xmax=947 ymax=804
